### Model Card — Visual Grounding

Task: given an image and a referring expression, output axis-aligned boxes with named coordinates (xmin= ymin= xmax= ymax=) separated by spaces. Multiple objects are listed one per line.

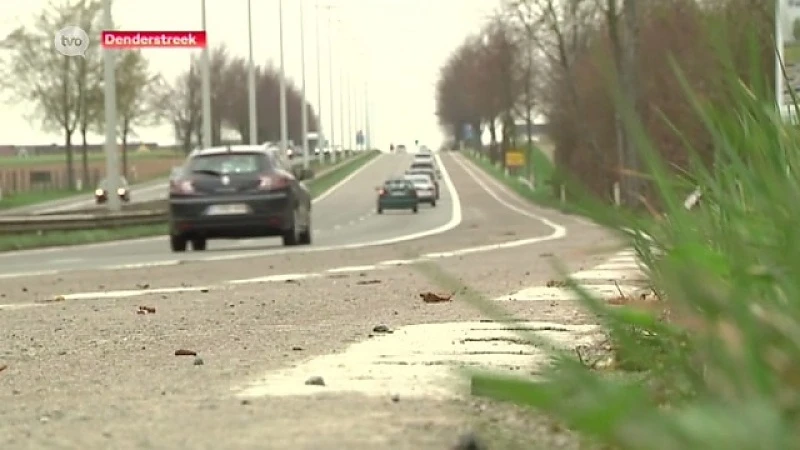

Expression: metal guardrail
xmin=0 ymin=151 xmax=373 ymax=234
xmin=0 ymin=210 xmax=167 ymax=233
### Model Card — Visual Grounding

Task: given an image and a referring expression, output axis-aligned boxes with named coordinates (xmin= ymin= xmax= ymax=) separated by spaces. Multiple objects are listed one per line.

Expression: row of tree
xmin=158 ymin=45 xmax=319 ymax=155
xmin=435 ymin=0 xmax=774 ymax=207
xmin=0 ymin=0 xmax=318 ymax=190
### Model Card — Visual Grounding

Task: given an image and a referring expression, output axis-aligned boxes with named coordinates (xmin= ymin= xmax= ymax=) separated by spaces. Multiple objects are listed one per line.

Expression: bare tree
xmin=0 ymin=2 xmax=87 ymax=190
xmin=115 ymin=50 xmax=161 ymax=176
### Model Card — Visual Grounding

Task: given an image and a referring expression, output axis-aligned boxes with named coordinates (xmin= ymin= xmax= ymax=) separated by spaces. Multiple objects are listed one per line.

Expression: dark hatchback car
xmin=377 ymin=178 xmax=418 ymax=214
xmin=168 ymin=145 xmax=313 ymax=252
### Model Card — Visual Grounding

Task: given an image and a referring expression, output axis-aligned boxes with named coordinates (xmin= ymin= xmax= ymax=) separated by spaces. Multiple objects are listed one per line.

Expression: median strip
xmin=0 ymin=151 xmax=380 ymax=252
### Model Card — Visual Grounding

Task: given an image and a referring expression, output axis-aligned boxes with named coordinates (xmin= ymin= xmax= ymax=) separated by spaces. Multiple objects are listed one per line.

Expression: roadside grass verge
xmin=454 ymin=29 xmax=800 ymax=450
xmin=0 ymin=151 xmax=379 ymax=252
xmin=0 ymin=188 xmax=94 ymax=210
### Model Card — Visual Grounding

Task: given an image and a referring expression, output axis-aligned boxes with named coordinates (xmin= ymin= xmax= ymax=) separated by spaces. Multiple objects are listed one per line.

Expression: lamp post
xmin=200 ymin=0 xmax=212 ymax=149
xmin=315 ymin=1 xmax=324 ymax=161
xmin=300 ymin=1 xmax=309 ymax=169
xmin=102 ymin=0 xmax=120 ymax=212
xmin=278 ymin=0 xmax=289 ymax=154
xmin=326 ymin=6 xmax=337 ymax=163
xmin=247 ymin=0 xmax=257 ymax=145
xmin=337 ymin=19 xmax=345 ymax=156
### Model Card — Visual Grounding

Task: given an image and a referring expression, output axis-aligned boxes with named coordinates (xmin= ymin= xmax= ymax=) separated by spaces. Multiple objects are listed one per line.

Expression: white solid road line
xmin=233 ymin=249 xmax=644 ymax=399
xmin=237 ymin=321 xmax=602 ymax=399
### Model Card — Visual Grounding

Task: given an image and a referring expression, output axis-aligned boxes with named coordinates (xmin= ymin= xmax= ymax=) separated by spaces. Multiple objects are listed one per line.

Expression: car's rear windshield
xmin=188 ymin=153 xmax=269 ymax=175
xmin=385 ymin=180 xmax=410 ymax=189
xmin=407 ymin=176 xmax=430 ymax=185
xmin=411 ymin=162 xmax=433 ymax=168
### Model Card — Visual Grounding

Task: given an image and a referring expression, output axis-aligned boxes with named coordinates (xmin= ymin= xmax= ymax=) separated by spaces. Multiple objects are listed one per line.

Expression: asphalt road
xmin=0 ymin=153 xmax=455 ymax=276
xmin=0 ymin=152 xmax=624 ymax=449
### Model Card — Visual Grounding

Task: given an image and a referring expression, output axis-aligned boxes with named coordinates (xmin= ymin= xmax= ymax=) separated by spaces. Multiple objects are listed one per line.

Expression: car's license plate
xmin=206 ymin=204 xmax=249 ymax=215
xmin=389 ymin=190 xmax=406 ymax=196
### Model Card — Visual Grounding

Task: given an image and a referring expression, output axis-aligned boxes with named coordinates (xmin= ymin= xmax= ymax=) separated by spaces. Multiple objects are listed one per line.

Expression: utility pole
xmin=620 ymin=0 xmax=640 ymax=206
xmin=102 ymin=0 xmax=121 ymax=212
xmin=200 ymin=0 xmax=212 ymax=149
xmin=315 ymin=0 xmax=324 ymax=161
xmin=326 ymin=6 xmax=336 ymax=163
xmin=278 ymin=0 xmax=289 ymax=155
xmin=300 ymin=0 xmax=310 ymax=169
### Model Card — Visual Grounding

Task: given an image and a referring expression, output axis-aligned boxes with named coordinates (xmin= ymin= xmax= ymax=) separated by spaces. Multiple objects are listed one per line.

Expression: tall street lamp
xmin=278 ymin=0 xmax=289 ymax=153
xmin=300 ymin=0 xmax=310 ymax=169
xmin=247 ymin=0 xmax=257 ymax=145
xmin=201 ymin=0 xmax=212 ymax=149
xmin=102 ymin=0 xmax=121 ymax=212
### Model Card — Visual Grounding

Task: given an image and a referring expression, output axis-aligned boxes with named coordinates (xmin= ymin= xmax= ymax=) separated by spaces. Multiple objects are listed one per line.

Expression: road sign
xmin=505 ymin=151 xmax=525 ymax=168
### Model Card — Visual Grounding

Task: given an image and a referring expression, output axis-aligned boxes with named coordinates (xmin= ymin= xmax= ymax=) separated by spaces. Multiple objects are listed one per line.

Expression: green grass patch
xmin=0 ymin=188 xmax=93 ymax=210
xmin=307 ymin=150 xmax=379 ymax=197
xmin=0 ymin=224 xmax=169 ymax=252
xmin=0 ymin=152 xmax=379 ymax=252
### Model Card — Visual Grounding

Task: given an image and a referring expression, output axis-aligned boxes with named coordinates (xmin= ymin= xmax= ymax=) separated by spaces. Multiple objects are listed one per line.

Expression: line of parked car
xmin=376 ymin=147 xmax=442 ymax=214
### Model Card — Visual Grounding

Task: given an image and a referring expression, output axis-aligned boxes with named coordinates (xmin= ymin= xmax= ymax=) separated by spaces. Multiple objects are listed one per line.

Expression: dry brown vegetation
xmin=436 ymin=0 xmax=774 ymax=206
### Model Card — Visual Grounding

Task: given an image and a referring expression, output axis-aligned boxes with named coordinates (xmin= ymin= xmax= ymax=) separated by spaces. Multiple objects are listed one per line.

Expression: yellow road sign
xmin=505 ymin=151 xmax=525 ymax=167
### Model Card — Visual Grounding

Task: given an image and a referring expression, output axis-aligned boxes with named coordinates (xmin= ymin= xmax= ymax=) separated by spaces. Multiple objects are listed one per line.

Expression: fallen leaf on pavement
xmin=37 ymin=295 xmax=66 ymax=304
xmin=137 ymin=305 xmax=156 ymax=314
xmin=174 ymin=349 xmax=197 ymax=356
xmin=356 ymin=280 xmax=381 ymax=285
xmin=420 ymin=292 xmax=453 ymax=303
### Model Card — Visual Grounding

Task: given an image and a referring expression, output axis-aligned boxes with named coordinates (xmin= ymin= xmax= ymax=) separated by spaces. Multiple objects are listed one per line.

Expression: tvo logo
xmin=54 ymin=26 xmax=89 ymax=57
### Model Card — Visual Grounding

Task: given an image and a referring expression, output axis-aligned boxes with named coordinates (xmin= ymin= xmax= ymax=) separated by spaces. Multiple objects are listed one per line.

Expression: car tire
xmin=298 ymin=217 xmax=312 ymax=245
xmin=431 ymin=200 xmax=436 ymax=207
xmin=282 ymin=209 xmax=300 ymax=246
xmin=191 ymin=238 xmax=207 ymax=251
xmin=377 ymin=207 xmax=383 ymax=214
xmin=170 ymin=235 xmax=187 ymax=252
xmin=412 ymin=206 xmax=419 ymax=214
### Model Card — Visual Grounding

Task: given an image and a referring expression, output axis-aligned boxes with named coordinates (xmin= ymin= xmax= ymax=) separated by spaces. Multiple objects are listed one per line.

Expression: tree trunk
xmin=488 ymin=119 xmax=498 ymax=164
xmin=80 ymin=128 xmax=89 ymax=190
xmin=65 ymin=131 xmax=74 ymax=191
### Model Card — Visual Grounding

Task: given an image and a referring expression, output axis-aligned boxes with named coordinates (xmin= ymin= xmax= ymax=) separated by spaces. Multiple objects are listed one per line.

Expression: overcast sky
xmin=0 ymin=0 xmax=498 ymax=149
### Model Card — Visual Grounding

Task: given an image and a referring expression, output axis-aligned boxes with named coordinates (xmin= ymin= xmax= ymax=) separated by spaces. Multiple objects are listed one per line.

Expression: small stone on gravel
xmin=390 ymin=394 xmax=400 ymax=402
xmin=304 ymin=376 xmax=325 ymax=386
xmin=193 ymin=357 xmax=204 ymax=366
xmin=372 ymin=324 xmax=392 ymax=333
xmin=291 ymin=346 xmax=303 ymax=351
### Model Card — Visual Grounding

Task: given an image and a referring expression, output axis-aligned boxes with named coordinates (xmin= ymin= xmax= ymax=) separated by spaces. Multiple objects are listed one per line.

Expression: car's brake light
xmin=378 ymin=188 xmax=387 ymax=196
xmin=259 ymin=175 xmax=290 ymax=190
xmin=170 ymin=179 xmax=194 ymax=194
